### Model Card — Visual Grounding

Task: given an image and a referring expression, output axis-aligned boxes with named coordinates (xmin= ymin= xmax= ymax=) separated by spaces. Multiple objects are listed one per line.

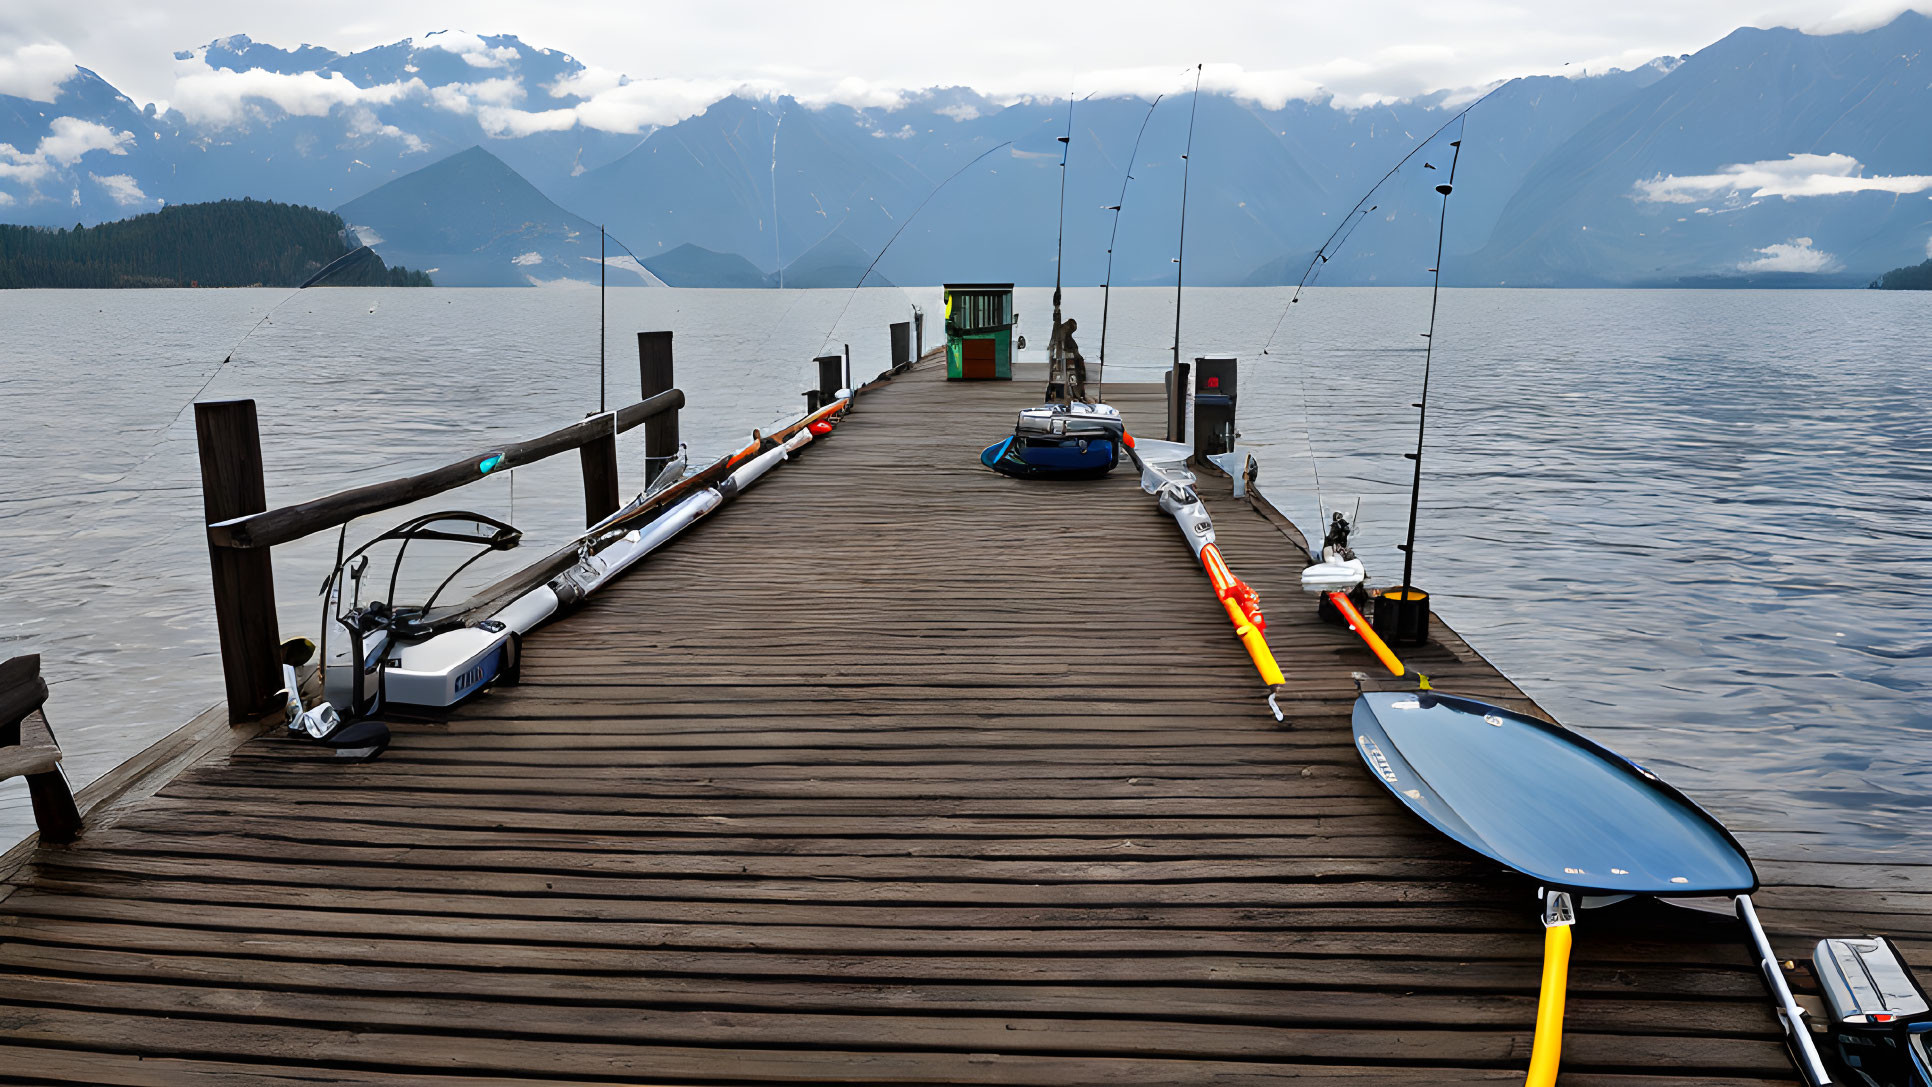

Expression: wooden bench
xmin=0 ymin=655 xmax=81 ymax=843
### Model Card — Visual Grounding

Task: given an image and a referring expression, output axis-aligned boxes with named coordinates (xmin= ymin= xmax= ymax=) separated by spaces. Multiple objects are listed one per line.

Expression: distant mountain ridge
xmin=5 ymin=16 xmax=1932 ymax=286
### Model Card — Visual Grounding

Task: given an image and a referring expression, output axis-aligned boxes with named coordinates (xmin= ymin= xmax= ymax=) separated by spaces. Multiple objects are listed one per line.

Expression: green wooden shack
xmin=943 ymin=283 xmax=1014 ymax=380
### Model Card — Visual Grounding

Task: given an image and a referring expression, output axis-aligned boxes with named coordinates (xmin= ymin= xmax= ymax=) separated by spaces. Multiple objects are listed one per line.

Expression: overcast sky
xmin=3 ymin=0 xmax=1929 ymax=109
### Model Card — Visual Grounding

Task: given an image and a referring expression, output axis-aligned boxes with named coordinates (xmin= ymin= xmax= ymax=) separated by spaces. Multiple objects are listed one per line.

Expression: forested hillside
xmin=0 ymin=200 xmax=431 ymax=288
xmin=1871 ymin=259 xmax=1932 ymax=289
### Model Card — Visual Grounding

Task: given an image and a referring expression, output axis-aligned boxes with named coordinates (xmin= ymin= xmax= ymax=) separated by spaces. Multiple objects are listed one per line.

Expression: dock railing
xmin=194 ymin=331 xmax=685 ymax=721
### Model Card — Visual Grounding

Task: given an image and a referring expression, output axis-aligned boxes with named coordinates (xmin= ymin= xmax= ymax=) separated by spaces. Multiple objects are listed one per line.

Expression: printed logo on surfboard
xmin=1358 ymin=735 xmax=1399 ymax=784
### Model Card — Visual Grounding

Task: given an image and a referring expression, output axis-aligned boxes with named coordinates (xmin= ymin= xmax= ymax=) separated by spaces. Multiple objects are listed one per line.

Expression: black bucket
xmin=1373 ymin=586 xmax=1431 ymax=648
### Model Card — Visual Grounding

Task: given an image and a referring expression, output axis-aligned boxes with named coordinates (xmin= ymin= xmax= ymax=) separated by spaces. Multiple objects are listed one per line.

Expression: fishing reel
xmin=275 ymin=635 xmax=390 ymax=759
xmin=1322 ymin=511 xmax=1358 ymax=562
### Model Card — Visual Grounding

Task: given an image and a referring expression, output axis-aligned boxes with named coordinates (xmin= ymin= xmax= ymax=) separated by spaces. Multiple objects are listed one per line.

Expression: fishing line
xmin=1097 ymin=93 xmax=1164 ymax=403
xmin=771 ymin=109 xmax=785 ymax=289
xmin=92 ymin=244 xmax=396 ymax=490
xmin=1258 ymin=80 xmax=1509 ymax=357
xmin=815 ymin=140 xmax=1014 ymax=357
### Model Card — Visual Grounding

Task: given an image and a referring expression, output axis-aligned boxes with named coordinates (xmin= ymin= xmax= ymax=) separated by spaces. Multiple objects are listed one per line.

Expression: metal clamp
xmin=1541 ymin=889 xmax=1575 ymax=927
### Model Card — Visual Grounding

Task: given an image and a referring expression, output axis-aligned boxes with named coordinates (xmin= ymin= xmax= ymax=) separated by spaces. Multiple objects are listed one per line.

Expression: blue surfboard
xmin=1352 ymin=691 xmax=1757 ymax=896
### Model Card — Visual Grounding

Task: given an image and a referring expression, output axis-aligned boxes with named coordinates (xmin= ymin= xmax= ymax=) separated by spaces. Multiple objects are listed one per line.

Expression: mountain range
xmin=4 ymin=18 xmax=1930 ymax=287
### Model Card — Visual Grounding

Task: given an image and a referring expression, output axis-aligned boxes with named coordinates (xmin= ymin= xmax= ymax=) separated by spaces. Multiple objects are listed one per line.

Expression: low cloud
xmin=37 ymin=116 xmax=133 ymax=164
xmin=0 ymin=117 xmax=133 ymax=186
xmin=90 ymin=172 xmax=149 ymax=206
xmin=414 ymin=30 xmax=520 ymax=69
xmin=430 ymin=64 xmax=742 ymax=134
xmin=429 ymin=77 xmax=523 ymax=112
xmin=0 ymin=42 xmax=79 ymax=102
xmin=1636 ymin=153 xmax=1932 ymax=203
xmin=345 ymin=106 xmax=427 ymax=152
xmin=1738 ymin=237 xmax=1841 ymax=273
xmin=799 ymin=77 xmax=906 ymax=111
xmin=168 ymin=57 xmax=423 ymax=126
xmin=570 ymin=77 xmax=760 ymax=133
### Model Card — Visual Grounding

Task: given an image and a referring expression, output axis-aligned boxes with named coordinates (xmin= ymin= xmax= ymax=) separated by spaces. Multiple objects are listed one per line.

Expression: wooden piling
xmin=193 ymin=399 xmax=281 ymax=721
xmin=814 ymin=354 xmax=842 ymax=400
xmin=578 ymin=413 xmax=620 ymax=527
xmin=638 ymin=331 xmax=678 ymax=486
xmin=890 ymin=322 xmax=911 ymax=372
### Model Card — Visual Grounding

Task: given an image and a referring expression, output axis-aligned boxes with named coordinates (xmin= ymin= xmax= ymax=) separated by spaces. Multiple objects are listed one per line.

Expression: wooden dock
xmin=0 ymin=355 xmax=1922 ymax=1084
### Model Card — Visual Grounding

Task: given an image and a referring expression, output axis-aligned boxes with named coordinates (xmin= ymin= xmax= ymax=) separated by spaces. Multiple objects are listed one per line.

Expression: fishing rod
xmin=1259 ymin=79 xmax=1511 ymax=356
xmin=816 ymin=140 xmax=1015 ymax=357
xmin=1171 ymin=64 xmax=1203 ymax=377
xmin=1395 ymin=125 xmax=1465 ymax=601
xmin=599 ymin=224 xmax=606 ymax=413
xmin=1096 ymin=93 xmax=1163 ymax=406
xmin=1051 ymin=93 xmax=1076 ymax=407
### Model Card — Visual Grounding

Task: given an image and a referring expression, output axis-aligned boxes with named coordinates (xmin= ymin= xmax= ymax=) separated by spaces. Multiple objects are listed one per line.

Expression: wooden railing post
xmin=638 ymin=331 xmax=678 ymax=485
xmin=194 ymin=399 xmax=282 ymax=721
xmin=579 ymin=413 xmax=619 ymax=527
xmin=889 ymin=322 xmax=911 ymax=371
xmin=814 ymin=355 xmax=842 ymax=400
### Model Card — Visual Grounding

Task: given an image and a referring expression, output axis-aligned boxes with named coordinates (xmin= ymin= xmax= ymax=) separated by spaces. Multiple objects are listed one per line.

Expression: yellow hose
xmin=1525 ymin=917 xmax=1573 ymax=1087
xmin=1220 ymin=597 xmax=1287 ymax=686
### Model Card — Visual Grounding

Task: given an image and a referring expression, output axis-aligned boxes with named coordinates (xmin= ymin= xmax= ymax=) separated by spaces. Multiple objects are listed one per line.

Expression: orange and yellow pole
xmin=1198 ymin=543 xmax=1285 ymax=687
xmin=1326 ymin=591 xmax=1405 ymax=677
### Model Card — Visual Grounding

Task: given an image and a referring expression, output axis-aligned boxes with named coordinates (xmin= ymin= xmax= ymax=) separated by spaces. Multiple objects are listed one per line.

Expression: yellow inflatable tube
xmin=1525 ymin=912 xmax=1573 ymax=1087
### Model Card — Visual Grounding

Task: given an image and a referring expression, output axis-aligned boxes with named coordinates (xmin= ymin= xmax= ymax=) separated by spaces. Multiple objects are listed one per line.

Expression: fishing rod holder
xmin=1373 ymin=586 xmax=1431 ymax=648
xmin=1165 ymin=356 xmax=1241 ymax=458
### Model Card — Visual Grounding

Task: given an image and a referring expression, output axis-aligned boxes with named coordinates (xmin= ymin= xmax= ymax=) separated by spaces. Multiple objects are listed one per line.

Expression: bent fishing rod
xmin=1259 ymin=78 xmax=1512 ymax=356
xmin=1172 ymin=63 xmax=1203 ymax=376
xmin=1096 ymin=93 xmax=1163 ymax=405
xmin=1050 ymin=92 xmax=1092 ymax=406
xmin=1396 ymin=127 xmax=1464 ymax=597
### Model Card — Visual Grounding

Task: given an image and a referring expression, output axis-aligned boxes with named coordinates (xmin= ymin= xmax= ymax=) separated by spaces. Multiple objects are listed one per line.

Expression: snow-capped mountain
xmin=5 ymin=15 xmax=1930 ymax=287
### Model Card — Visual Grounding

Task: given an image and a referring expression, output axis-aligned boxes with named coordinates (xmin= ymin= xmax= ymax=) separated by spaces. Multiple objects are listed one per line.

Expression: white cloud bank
xmin=168 ymin=57 xmax=423 ymax=124
xmin=0 ymin=117 xmax=133 ymax=185
xmin=1738 ymin=236 xmax=1840 ymax=273
xmin=0 ymin=42 xmax=78 ymax=101
xmin=1636 ymin=153 xmax=1932 ymax=203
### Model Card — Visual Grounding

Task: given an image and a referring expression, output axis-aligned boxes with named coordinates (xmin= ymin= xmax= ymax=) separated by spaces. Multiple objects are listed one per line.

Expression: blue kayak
xmin=1352 ymin=691 xmax=1756 ymax=896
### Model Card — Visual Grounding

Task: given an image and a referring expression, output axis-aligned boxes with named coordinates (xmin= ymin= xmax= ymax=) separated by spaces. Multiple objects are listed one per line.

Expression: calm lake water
xmin=1 ymin=286 xmax=1926 ymax=860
